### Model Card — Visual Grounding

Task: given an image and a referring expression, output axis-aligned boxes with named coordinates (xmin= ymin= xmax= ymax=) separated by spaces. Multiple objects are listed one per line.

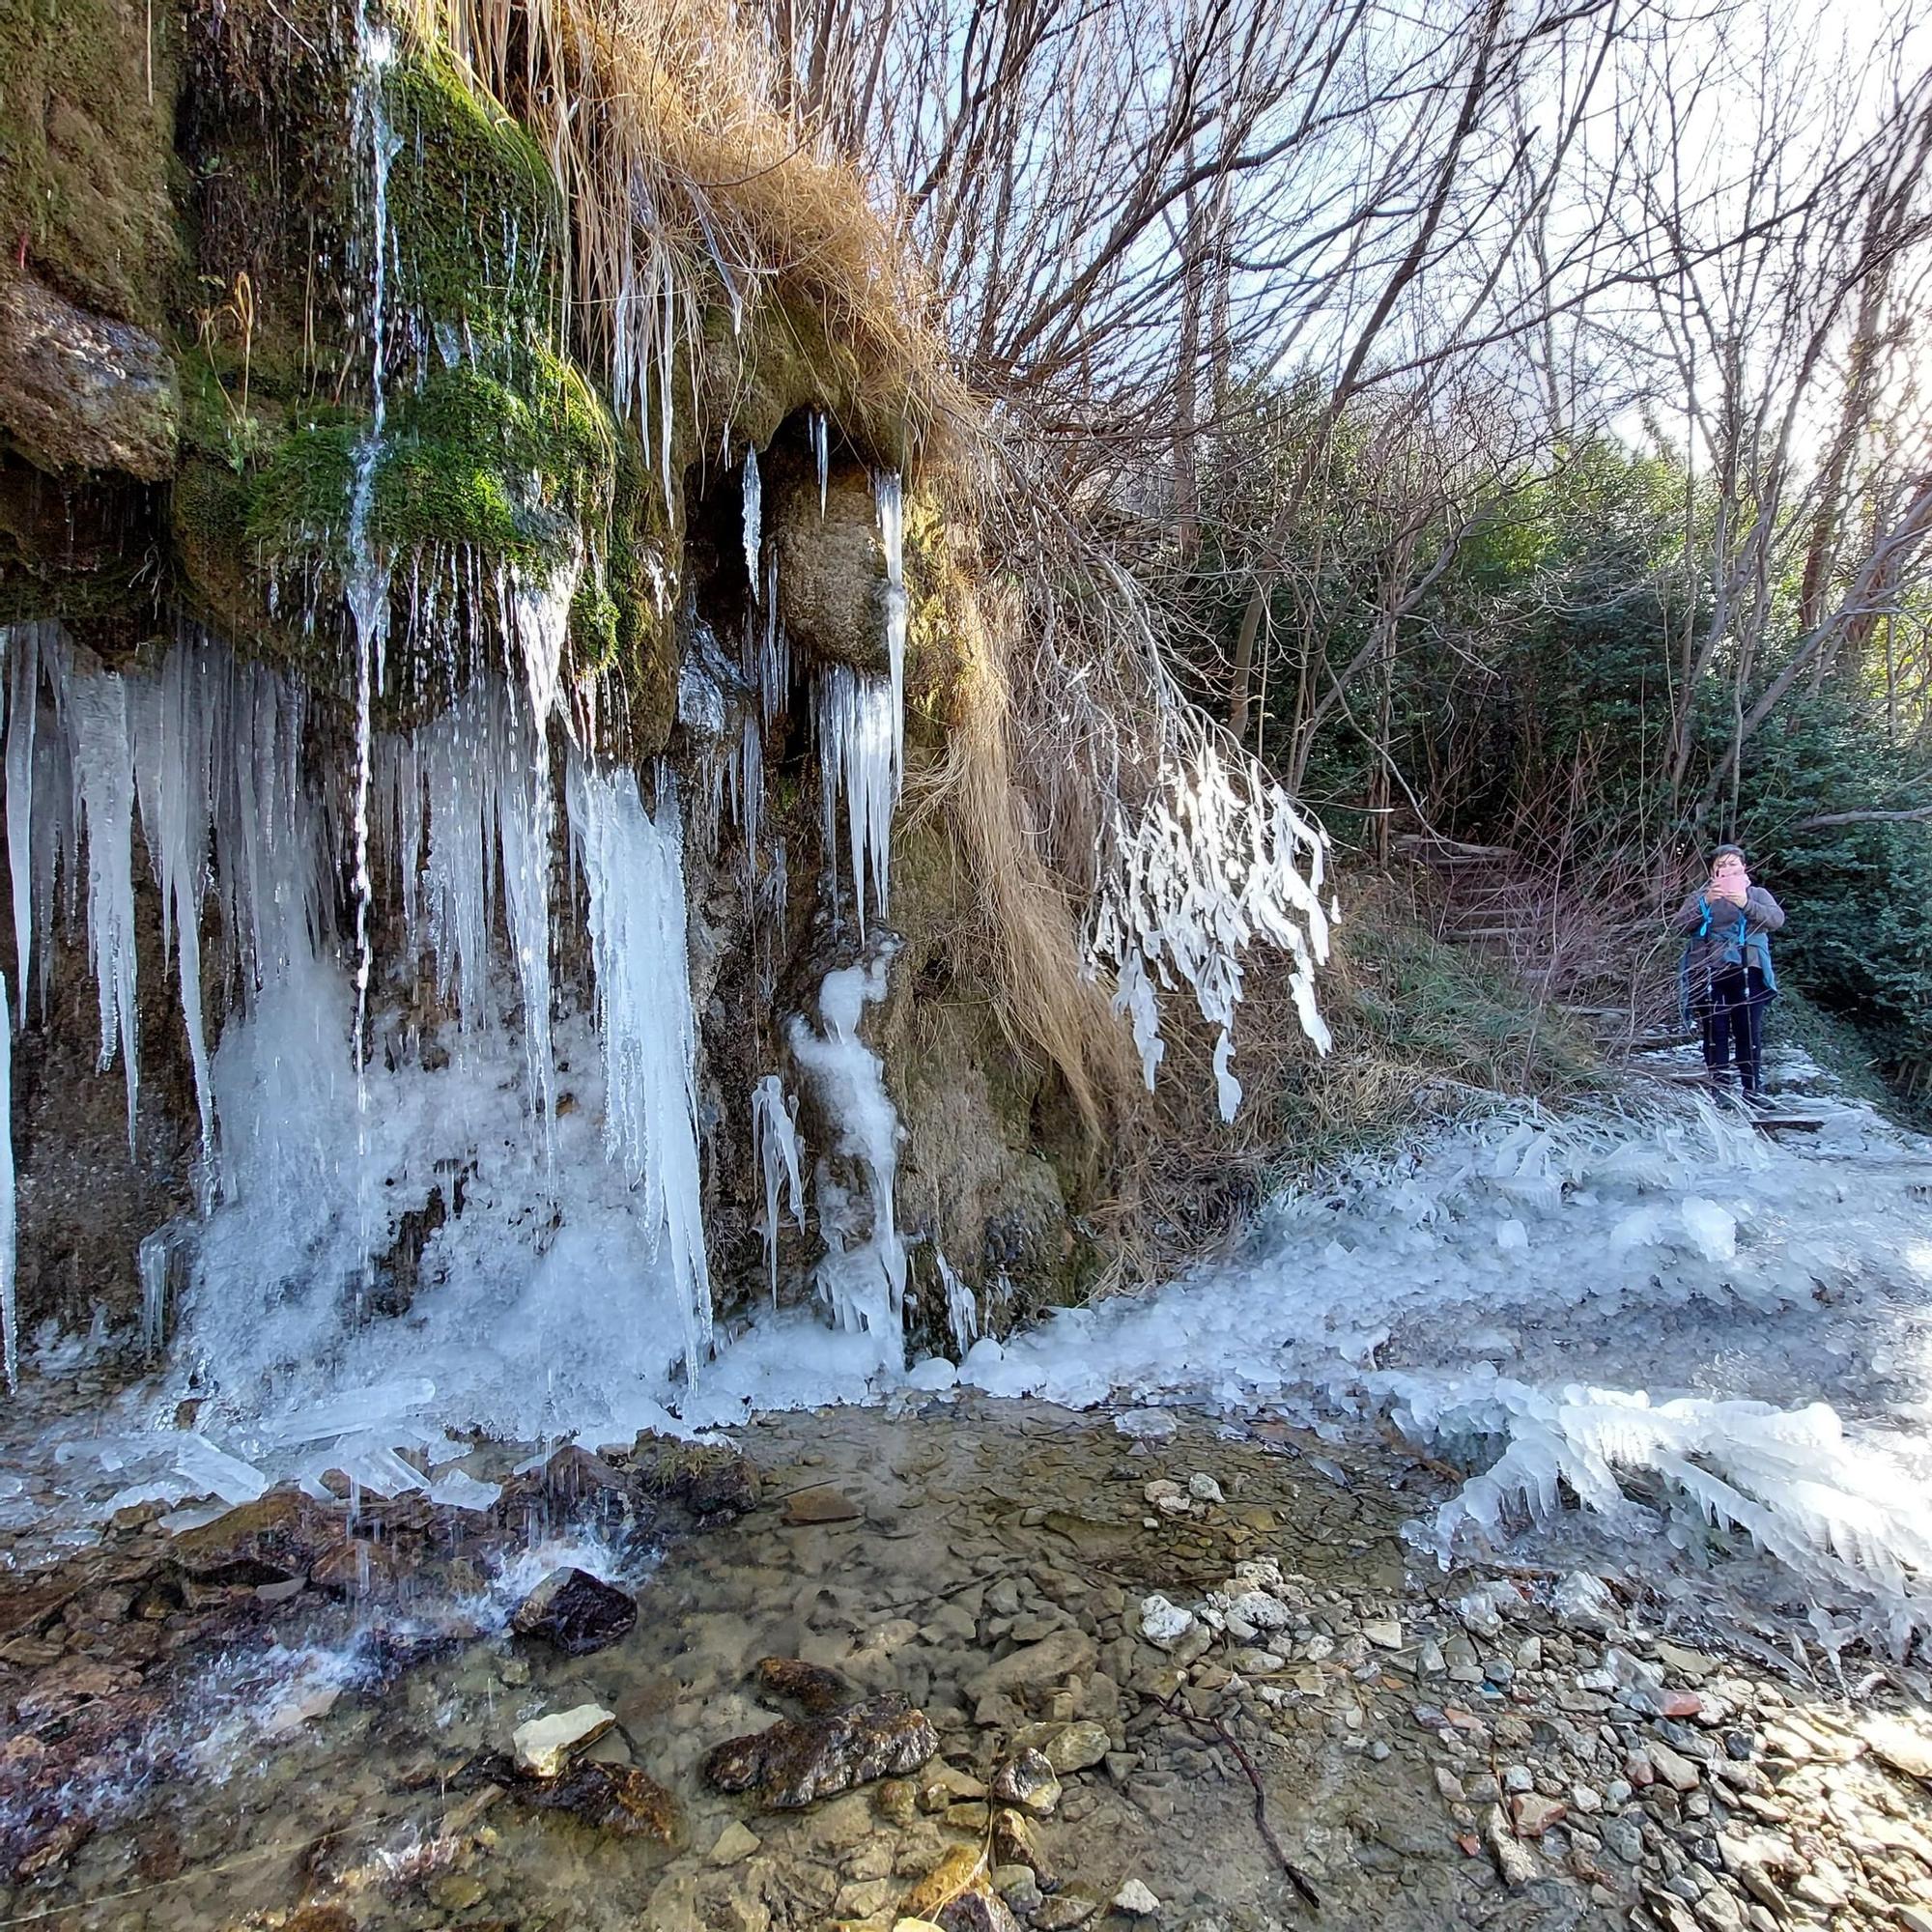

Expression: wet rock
xmin=166 ymin=1489 xmax=334 ymax=1585
xmin=937 ymin=1886 xmax=1024 ymax=1932
xmin=991 ymin=1747 xmax=1062 ymax=1813
xmin=964 ymin=1627 xmax=1098 ymax=1700
xmin=512 ymin=1703 xmax=616 ymax=1777
xmin=626 ymin=1435 xmax=763 ymax=1521
xmin=511 ymin=1567 xmax=638 ymax=1656
xmin=1112 ymin=1877 xmax=1161 ymax=1917
xmin=992 ymin=1806 xmax=1060 ymax=1890
xmin=701 ymin=1691 xmax=938 ymax=1807
xmin=1010 ymin=1719 xmax=1109 ymax=1774
xmin=1033 ymin=1891 xmax=1102 ymax=1930
xmin=875 ymin=1776 xmax=920 ymax=1824
xmin=756 ymin=1654 xmax=856 ymax=1714
xmin=785 ymin=1486 xmax=862 ymax=1524
xmin=485 ymin=1754 xmax=677 ymax=1840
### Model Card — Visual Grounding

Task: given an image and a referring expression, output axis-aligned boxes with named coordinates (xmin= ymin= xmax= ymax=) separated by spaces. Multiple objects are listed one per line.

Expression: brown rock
xmin=783 ymin=1486 xmax=862 ymax=1525
xmin=1510 ymin=1793 xmax=1568 ymax=1838
xmin=701 ymin=1692 xmax=939 ymax=1808
xmin=772 ymin=464 xmax=894 ymax=674
xmin=518 ymin=1760 xmax=678 ymax=1841
xmin=756 ymin=1654 xmax=855 ymax=1715
xmin=903 ymin=1845 xmax=989 ymax=1919
xmin=0 ymin=270 xmax=178 ymax=478
xmin=510 ymin=1568 xmax=638 ymax=1657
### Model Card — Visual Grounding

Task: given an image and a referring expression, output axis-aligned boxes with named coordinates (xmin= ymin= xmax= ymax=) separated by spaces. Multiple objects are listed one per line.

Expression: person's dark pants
xmin=1701 ymin=966 xmax=1769 ymax=1094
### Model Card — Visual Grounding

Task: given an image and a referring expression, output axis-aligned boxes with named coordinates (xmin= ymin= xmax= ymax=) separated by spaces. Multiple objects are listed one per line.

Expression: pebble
xmin=1187 ymin=1473 xmax=1224 ymax=1504
xmin=1648 ymin=1741 xmax=1702 ymax=1793
xmin=1111 ymin=1878 xmax=1161 ymax=1916
xmin=710 ymin=1821 xmax=760 ymax=1864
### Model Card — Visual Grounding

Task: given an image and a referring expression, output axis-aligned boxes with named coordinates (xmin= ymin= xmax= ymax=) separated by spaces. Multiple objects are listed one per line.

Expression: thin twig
xmin=1161 ymin=1686 xmax=1321 ymax=1911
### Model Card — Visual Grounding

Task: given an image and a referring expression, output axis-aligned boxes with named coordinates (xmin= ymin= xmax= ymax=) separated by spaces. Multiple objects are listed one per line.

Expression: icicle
xmin=787 ymin=955 xmax=906 ymax=1369
xmin=65 ymin=660 xmax=140 ymax=1146
xmin=814 ymin=668 xmax=896 ymax=938
xmin=742 ymin=446 xmax=762 ymax=602
xmin=0 ymin=969 xmax=14 ymax=1392
xmin=564 ymin=754 xmax=712 ymax=1384
xmin=1212 ymin=1030 xmax=1241 ymax=1124
xmin=935 ymin=1247 xmax=978 ymax=1358
xmin=812 ymin=411 xmax=829 ymax=516
xmin=6 ymin=624 xmax=41 ymax=1013
xmin=496 ymin=690 xmax=557 ymax=1161
xmin=875 ymin=472 xmax=906 ymax=792
xmin=750 ymin=1073 xmax=805 ymax=1303
xmin=138 ymin=1228 xmax=169 ymax=1360
xmin=422 ymin=690 xmax=496 ymax=1030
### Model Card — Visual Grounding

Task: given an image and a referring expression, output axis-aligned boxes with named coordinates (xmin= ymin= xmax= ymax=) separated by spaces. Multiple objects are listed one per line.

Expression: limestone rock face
xmin=772 ymin=462 xmax=891 ymax=672
xmin=0 ymin=272 xmax=179 ymax=480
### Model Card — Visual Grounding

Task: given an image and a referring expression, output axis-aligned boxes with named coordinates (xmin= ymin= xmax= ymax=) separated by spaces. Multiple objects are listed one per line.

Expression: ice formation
xmin=812 ymin=475 xmax=907 ymax=937
xmin=943 ymin=1093 xmax=1932 ymax=1646
xmin=751 ymin=1074 xmax=806 ymax=1302
xmin=565 ymin=758 xmax=712 ymax=1385
xmin=787 ymin=955 xmax=907 ymax=1369
xmin=0 ymin=970 xmax=13 ymax=1392
xmin=1089 ymin=738 xmax=1332 ymax=1112
xmin=937 ymin=1247 xmax=979 ymax=1358
xmin=742 ymin=445 xmax=762 ymax=599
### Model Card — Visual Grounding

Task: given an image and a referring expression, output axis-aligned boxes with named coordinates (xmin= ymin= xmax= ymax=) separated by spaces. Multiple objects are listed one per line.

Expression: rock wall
xmin=0 ymin=0 xmax=1108 ymax=1367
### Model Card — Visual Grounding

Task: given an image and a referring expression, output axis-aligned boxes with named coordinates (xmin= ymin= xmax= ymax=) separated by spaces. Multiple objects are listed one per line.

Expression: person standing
xmin=1673 ymin=845 xmax=1785 ymax=1104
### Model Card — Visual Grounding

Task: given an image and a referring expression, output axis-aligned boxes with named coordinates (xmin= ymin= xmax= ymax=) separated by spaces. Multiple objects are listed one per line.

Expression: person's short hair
xmin=1712 ymin=843 xmax=1747 ymax=865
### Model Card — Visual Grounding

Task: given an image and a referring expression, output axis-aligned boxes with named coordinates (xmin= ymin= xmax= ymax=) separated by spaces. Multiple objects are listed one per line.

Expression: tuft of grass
xmin=404 ymin=0 xmax=968 ymax=476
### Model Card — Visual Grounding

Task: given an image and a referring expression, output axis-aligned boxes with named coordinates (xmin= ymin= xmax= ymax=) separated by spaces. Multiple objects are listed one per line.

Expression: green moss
xmin=0 ymin=0 xmax=184 ymax=322
xmin=384 ymin=49 xmax=560 ymax=344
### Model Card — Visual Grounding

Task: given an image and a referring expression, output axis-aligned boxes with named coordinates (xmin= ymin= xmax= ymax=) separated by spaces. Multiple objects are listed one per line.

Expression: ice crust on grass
xmin=946 ymin=1096 xmax=1932 ymax=1646
xmin=1088 ymin=737 xmax=1333 ymax=1118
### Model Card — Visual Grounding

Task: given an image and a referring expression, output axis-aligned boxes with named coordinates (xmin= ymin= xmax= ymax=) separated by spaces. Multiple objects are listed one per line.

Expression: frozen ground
xmin=10 ymin=1045 xmax=1932 ymax=1647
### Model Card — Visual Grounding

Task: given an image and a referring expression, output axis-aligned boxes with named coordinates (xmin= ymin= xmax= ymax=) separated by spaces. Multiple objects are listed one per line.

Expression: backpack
xmin=1678 ymin=896 xmax=1776 ymax=1025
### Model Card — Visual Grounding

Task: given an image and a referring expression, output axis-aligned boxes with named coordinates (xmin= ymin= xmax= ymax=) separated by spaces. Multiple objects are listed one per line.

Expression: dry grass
xmin=404 ymin=0 xmax=967 ymax=462
xmin=904 ymin=526 xmax=1142 ymax=1136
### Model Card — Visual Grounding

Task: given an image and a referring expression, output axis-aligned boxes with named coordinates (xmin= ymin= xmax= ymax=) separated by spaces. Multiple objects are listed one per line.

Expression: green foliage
xmin=1344 ymin=919 xmax=1605 ymax=1096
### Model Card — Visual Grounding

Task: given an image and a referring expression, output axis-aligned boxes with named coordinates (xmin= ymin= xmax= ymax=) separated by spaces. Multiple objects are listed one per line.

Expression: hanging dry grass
xmin=906 ymin=537 xmax=1141 ymax=1137
xmin=404 ymin=0 xmax=966 ymax=464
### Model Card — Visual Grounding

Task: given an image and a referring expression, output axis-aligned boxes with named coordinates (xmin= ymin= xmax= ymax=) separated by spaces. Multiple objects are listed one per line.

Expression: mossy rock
xmin=0 ymin=0 xmax=185 ymax=324
xmin=384 ymin=46 xmax=561 ymax=347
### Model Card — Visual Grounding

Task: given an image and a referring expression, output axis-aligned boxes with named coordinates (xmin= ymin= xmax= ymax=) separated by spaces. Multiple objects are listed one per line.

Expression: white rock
xmin=1456 ymin=1582 xmax=1520 ymax=1637
xmin=1363 ymin=1620 xmax=1402 ymax=1650
xmin=263 ymin=1683 xmax=340 ymax=1738
xmin=1138 ymin=1594 xmax=1197 ymax=1650
xmin=1112 ymin=1878 xmax=1161 ymax=1916
xmin=1225 ymin=1589 xmax=1292 ymax=1632
xmin=1187 ymin=1473 xmax=1224 ymax=1504
xmin=513 ymin=1703 xmax=616 ymax=1778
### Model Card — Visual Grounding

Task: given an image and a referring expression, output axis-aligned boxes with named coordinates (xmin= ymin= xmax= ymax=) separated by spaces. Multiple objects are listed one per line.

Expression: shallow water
xmin=0 ymin=1400 xmax=1510 ymax=1932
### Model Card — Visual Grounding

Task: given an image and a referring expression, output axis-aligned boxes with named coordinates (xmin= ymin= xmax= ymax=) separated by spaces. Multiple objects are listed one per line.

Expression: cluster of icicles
xmin=0 ymin=455 xmax=923 ymax=1422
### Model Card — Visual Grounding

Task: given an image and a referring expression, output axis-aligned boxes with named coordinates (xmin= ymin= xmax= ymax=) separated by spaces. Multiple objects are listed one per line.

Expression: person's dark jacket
xmin=1672 ymin=885 xmax=1784 ymax=1005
